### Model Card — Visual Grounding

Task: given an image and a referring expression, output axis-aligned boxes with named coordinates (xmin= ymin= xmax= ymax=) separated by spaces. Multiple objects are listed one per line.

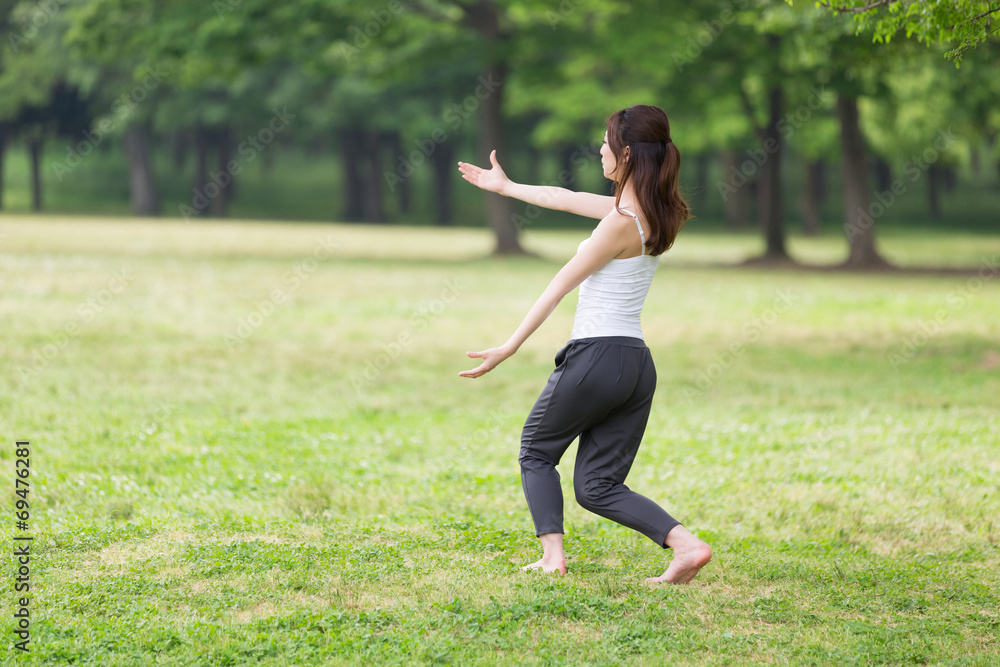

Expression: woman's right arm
xmin=458 ymin=150 xmax=614 ymax=220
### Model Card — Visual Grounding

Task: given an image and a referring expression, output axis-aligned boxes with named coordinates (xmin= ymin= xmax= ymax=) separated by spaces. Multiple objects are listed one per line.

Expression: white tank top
xmin=570 ymin=208 xmax=659 ymax=341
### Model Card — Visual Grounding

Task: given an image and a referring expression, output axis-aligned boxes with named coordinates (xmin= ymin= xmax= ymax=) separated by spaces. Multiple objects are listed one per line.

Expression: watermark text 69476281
xmin=13 ymin=440 xmax=33 ymax=652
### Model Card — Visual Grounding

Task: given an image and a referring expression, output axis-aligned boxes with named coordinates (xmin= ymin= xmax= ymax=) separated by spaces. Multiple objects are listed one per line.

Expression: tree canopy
xmin=815 ymin=0 xmax=1000 ymax=62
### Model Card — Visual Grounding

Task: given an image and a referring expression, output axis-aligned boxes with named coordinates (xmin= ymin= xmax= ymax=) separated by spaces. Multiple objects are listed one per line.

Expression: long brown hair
xmin=606 ymin=105 xmax=691 ymax=256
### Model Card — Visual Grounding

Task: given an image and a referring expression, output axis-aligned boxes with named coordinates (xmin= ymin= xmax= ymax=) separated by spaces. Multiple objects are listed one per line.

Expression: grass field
xmin=1 ymin=215 xmax=999 ymax=665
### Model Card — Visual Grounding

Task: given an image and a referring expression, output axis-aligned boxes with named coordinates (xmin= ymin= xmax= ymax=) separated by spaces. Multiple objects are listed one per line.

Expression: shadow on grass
xmin=735 ymin=252 xmax=997 ymax=277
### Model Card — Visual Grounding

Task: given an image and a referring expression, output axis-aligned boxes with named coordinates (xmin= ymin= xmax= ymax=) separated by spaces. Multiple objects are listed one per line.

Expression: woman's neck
xmin=616 ymin=185 xmax=638 ymax=211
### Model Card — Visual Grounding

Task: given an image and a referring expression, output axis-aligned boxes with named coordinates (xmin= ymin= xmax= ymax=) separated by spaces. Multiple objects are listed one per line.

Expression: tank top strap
xmin=618 ymin=208 xmax=645 ymax=256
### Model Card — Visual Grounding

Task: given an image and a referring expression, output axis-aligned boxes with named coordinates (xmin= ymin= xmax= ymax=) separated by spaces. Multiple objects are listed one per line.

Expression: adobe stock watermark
xmin=510 ymin=144 xmax=601 ymax=233
xmin=546 ymin=0 xmax=583 ymax=28
xmin=680 ymin=288 xmax=800 ymax=403
xmin=845 ymin=127 xmax=958 ymax=243
xmin=223 ymin=234 xmax=338 ymax=350
xmin=886 ymin=254 xmax=999 ymax=370
xmin=16 ymin=267 xmax=136 ymax=380
xmin=179 ymin=107 xmax=295 ymax=220
xmin=672 ymin=0 xmax=752 ymax=72
xmin=335 ymin=0 xmax=403 ymax=61
xmin=147 ymin=397 xmax=177 ymax=428
xmin=384 ymin=75 xmax=502 ymax=192
xmin=571 ymin=305 xmax=610 ymax=341
xmin=350 ymin=278 xmax=467 ymax=394
xmin=212 ymin=0 xmax=245 ymax=16
xmin=717 ymin=85 xmax=831 ymax=201
xmin=50 ymin=66 xmax=171 ymax=182
xmin=469 ymin=408 xmax=510 ymax=449
xmin=6 ymin=0 xmax=70 ymax=53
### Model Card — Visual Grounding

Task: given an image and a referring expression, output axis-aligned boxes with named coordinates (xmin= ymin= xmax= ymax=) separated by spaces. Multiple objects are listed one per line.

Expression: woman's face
xmin=600 ymin=132 xmax=615 ymax=180
xmin=600 ymin=131 xmax=624 ymax=181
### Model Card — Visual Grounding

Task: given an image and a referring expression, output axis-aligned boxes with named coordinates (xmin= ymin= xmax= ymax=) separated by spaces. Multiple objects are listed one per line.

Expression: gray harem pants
xmin=519 ymin=335 xmax=680 ymax=548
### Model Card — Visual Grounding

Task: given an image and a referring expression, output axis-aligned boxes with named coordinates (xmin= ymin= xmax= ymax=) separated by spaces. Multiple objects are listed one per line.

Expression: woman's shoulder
xmin=599 ymin=207 xmax=642 ymax=230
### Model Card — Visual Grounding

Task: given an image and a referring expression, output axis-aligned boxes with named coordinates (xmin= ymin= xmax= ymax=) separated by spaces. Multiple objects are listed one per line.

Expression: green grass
xmin=1 ymin=215 xmax=998 ymax=665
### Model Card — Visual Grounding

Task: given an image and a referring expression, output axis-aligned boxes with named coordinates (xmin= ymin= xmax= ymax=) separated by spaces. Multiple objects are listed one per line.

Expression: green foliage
xmin=0 ymin=0 xmax=72 ymax=121
xmin=813 ymin=0 xmax=1000 ymax=63
xmin=1 ymin=0 xmax=998 ymax=257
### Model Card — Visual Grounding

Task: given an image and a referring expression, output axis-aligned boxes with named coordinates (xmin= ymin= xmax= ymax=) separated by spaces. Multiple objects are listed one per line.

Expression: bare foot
xmin=645 ymin=526 xmax=712 ymax=585
xmin=521 ymin=557 xmax=567 ymax=575
xmin=521 ymin=532 xmax=567 ymax=574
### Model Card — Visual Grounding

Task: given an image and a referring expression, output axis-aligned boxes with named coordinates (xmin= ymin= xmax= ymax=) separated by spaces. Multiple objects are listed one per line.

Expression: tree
xmin=67 ymin=66 xmax=171 ymax=217
xmin=509 ymin=0 xmax=773 ymax=238
xmin=0 ymin=0 xmax=89 ymax=211
xmin=736 ymin=32 xmax=792 ymax=261
xmin=65 ymin=1 xmax=337 ymax=219
xmin=859 ymin=48 xmax=969 ymax=221
xmin=391 ymin=0 xmax=536 ymax=253
xmin=63 ymin=0 xmax=499 ymax=232
xmin=661 ymin=0 xmax=819 ymax=262
xmin=790 ymin=17 xmax=891 ymax=267
xmin=817 ymin=0 xmax=1000 ymax=62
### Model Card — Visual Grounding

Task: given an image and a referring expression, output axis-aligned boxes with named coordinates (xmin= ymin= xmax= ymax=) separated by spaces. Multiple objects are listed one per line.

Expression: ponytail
xmin=653 ymin=141 xmax=690 ymax=255
xmin=607 ymin=105 xmax=692 ymax=256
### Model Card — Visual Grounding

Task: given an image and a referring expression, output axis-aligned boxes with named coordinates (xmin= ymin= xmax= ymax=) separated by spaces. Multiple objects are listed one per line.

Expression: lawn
xmin=1 ymin=215 xmax=998 ymax=665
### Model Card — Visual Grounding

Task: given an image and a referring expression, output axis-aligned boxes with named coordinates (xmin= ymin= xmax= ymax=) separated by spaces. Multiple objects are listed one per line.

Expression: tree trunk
xmin=557 ymin=145 xmax=574 ymax=188
xmin=191 ymin=126 xmax=211 ymax=217
xmin=758 ymin=83 xmax=787 ymax=259
xmin=694 ymin=153 xmax=710 ymax=213
xmin=363 ymin=131 xmax=385 ymax=222
xmin=872 ymin=156 xmax=891 ymax=193
xmin=28 ymin=136 xmax=43 ymax=211
xmin=942 ymin=166 xmax=956 ymax=191
xmin=926 ymin=164 xmax=940 ymax=220
xmin=480 ymin=59 xmax=524 ymax=254
xmin=171 ymin=130 xmax=187 ymax=170
xmin=0 ymin=128 xmax=6 ymax=210
xmin=837 ymin=94 xmax=890 ymax=269
xmin=799 ymin=159 xmax=823 ymax=236
xmin=123 ymin=124 xmax=159 ymax=216
xmin=340 ymin=128 xmax=365 ymax=221
xmin=212 ymin=126 xmax=234 ymax=218
xmin=387 ymin=132 xmax=410 ymax=214
xmin=813 ymin=158 xmax=827 ymax=205
xmin=461 ymin=1 xmax=525 ymax=253
xmin=431 ymin=139 xmax=455 ymax=225
xmin=722 ymin=152 xmax=749 ymax=229
xmin=261 ymin=142 xmax=274 ymax=176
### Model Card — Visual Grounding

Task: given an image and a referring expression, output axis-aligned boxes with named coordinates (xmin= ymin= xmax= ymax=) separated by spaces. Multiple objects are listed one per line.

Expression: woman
xmin=456 ymin=104 xmax=712 ymax=584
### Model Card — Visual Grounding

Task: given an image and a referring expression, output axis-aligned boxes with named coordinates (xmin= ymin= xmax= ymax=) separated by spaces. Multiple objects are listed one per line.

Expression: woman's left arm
xmin=459 ymin=213 xmax=633 ymax=379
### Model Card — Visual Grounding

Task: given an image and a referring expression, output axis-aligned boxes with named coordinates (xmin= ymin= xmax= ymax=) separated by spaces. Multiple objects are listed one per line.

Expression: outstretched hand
xmin=458 ymin=346 xmax=513 ymax=379
xmin=457 ymin=150 xmax=509 ymax=195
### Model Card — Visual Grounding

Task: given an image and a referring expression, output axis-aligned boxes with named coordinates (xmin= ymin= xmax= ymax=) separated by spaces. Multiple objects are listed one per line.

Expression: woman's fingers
xmin=458 ymin=153 xmax=505 ymax=194
xmin=459 ymin=350 xmax=494 ymax=378
xmin=457 ymin=162 xmax=486 ymax=188
xmin=458 ymin=362 xmax=488 ymax=378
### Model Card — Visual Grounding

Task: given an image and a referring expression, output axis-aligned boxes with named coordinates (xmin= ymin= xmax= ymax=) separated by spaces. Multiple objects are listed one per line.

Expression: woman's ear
xmin=623 ymin=146 xmax=630 ymax=162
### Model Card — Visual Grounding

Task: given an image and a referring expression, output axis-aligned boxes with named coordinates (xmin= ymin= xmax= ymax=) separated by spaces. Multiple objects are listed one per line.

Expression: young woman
xmin=456 ymin=104 xmax=712 ymax=584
